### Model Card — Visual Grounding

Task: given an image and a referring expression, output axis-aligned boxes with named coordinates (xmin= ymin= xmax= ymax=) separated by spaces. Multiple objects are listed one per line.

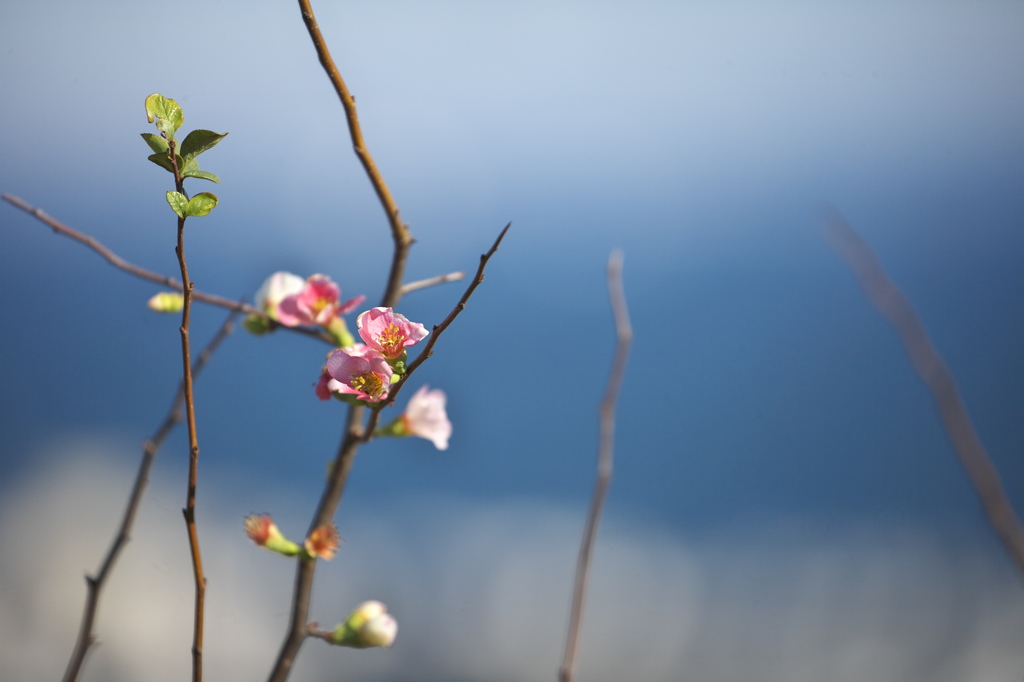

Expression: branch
xmin=824 ymin=212 xmax=1024 ymax=580
xmin=62 ymin=308 xmax=240 ymax=682
xmin=2 ymin=193 xmax=332 ymax=344
xmin=400 ymin=270 xmax=465 ymax=295
xmin=167 ymin=142 xmax=206 ymax=682
xmin=559 ymin=250 xmax=632 ymax=682
xmin=364 ymin=222 xmax=511 ymax=437
xmin=267 ymin=405 xmax=364 ymax=682
xmin=296 ymin=0 xmax=413 ymax=308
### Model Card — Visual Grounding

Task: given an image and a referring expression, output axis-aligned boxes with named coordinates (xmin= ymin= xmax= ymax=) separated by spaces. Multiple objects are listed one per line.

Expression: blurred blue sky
xmin=2 ymin=1 xmax=1024 ymax=679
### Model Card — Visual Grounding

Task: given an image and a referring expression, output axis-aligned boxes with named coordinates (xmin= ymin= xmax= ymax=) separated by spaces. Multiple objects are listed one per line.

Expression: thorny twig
xmin=364 ymin=222 xmax=511 ymax=438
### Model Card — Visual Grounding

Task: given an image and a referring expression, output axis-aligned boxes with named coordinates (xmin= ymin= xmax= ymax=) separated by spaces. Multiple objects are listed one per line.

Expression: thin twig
xmin=167 ymin=142 xmax=206 ymax=682
xmin=296 ymin=0 xmax=413 ymax=308
xmin=1 ymin=193 xmax=332 ymax=344
xmin=363 ymin=223 xmax=511 ymax=438
xmin=824 ymin=212 xmax=1024 ymax=580
xmin=558 ymin=251 xmax=632 ymax=682
xmin=62 ymin=308 xmax=240 ymax=682
xmin=400 ymin=270 xmax=465 ymax=295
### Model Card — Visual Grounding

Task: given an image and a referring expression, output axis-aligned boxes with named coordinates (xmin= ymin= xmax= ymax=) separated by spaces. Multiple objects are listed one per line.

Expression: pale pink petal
xmin=404 ymin=385 xmax=452 ymax=450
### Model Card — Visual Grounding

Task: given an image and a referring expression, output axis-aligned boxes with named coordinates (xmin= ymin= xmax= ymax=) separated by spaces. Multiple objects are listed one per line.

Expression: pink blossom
xmin=357 ymin=307 xmax=429 ymax=360
xmin=325 ymin=344 xmax=394 ymax=402
xmin=276 ymin=274 xmax=365 ymax=328
xmin=403 ymin=386 xmax=452 ymax=450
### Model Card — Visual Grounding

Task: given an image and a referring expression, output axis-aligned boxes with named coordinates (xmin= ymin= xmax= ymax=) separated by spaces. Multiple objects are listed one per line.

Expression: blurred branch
xmin=364 ymin=222 xmax=511 ymax=437
xmin=62 ymin=308 xmax=240 ymax=682
xmin=824 ymin=212 xmax=1024 ymax=580
xmin=401 ymin=270 xmax=465 ymax=295
xmin=296 ymin=0 xmax=412 ymax=309
xmin=559 ymin=250 xmax=633 ymax=682
xmin=2 ymin=193 xmax=332 ymax=344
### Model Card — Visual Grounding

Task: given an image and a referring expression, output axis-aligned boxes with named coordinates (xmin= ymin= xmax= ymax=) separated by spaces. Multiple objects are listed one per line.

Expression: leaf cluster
xmin=141 ymin=94 xmax=227 ymax=185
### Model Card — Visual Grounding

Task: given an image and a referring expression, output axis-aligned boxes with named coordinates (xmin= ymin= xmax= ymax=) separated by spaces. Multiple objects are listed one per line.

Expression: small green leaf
xmin=147 ymin=153 xmax=183 ymax=174
xmin=180 ymin=129 xmax=228 ymax=162
xmin=166 ymin=191 xmax=188 ymax=218
xmin=145 ymin=94 xmax=184 ymax=136
xmin=182 ymin=169 xmax=221 ymax=183
xmin=140 ymin=133 xmax=169 ymax=154
xmin=185 ymin=192 xmax=218 ymax=217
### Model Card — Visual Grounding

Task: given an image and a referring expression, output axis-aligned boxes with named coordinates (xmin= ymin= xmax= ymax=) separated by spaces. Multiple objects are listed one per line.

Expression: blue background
xmin=1 ymin=1 xmax=1023 ymax=680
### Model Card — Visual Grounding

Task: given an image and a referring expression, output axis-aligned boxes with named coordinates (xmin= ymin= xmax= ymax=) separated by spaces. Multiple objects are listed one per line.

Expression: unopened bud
xmin=147 ymin=291 xmax=184 ymax=313
xmin=331 ymin=600 xmax=398 ymax=648
xmin=244 ymin=514 xmax=300 ymax=556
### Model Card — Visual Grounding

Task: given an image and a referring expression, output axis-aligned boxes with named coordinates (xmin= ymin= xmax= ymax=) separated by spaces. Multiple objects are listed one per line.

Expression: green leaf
xmin=145 ymin=94 xmax=184 ymax=136
xmin=182 ymin=169 xmax=221 ymax=183
xmin=147 ymin=152 xmax=183 ymax=174
xmin=180 ymin=129 xmax=227 ymax=162
xmin=166 ymin=191 xmax=188 ymax=218
xmin=140 ymin=133 xmax=169 ymax=154
xmin=184 ymin=192 xmax=218 ymax=217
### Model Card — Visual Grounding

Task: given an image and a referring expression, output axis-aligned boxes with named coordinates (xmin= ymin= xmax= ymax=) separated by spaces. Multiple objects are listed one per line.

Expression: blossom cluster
xmin=244 ymin=271 xmax=453 ymax=450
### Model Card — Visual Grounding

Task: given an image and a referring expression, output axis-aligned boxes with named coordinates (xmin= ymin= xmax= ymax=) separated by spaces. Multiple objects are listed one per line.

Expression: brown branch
xmin=1 ymin=193 xmax=332 ymax=344
xmin=363 ymin=222 xmax=511 ymax=438
xmin=167 ymin=143 xmax=206 ymax=682
xmin=296 ymin=0 xmax=413 ymax=308
xmin=824 ymin=212 xmax=1024 ymax=580
xmin=62 ymin=308 xmax=240 ymax=682
xmin=267 ymin=405 xmax=365 ymax=682
xmin=267 ymin=6 xmax=509 ymax=680
xmin=400 ymin=270 xmax=465 ymax=295
xmin=559 ymin=251 xmax=632 ymax=682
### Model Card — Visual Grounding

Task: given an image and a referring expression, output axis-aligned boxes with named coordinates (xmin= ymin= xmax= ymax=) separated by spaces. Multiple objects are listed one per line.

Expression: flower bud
xmin=244 ymin=514 xmax=301 ymax=557
xmin=304 ymin=522 xmax=340 ymax=560
xmin=147 ymin=291 xmax=184 ymax=313
xmin=331 ymin=601 xmax=398 ymax=648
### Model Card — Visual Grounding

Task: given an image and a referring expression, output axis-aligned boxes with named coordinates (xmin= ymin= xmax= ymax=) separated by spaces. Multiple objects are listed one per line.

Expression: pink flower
xmin=403 ymin=386 xmax=452 ymax=450
xmin=357 ymin=307 xmax=429 ymax=360
xmin=276 ymin=274 xmax=365 ymax=328
xmin=324 ymin=344 xmax=394 ymax=402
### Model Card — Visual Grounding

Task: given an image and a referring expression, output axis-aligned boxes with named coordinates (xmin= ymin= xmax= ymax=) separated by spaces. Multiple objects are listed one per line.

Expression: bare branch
xmin=295 ymin=0 xmax=413 ymax=308
xmin=401 ymin=270 xmax=465 ymax=295
xmin=2 ymin=193 xmax=333 ymax=344
xmin=62 ymin=308 xmax=240 ymax=682
xmin=824 ymin=212 xmax=1024 ymax=580
xmin=559 ymin=250 xmax=633 ymax=682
